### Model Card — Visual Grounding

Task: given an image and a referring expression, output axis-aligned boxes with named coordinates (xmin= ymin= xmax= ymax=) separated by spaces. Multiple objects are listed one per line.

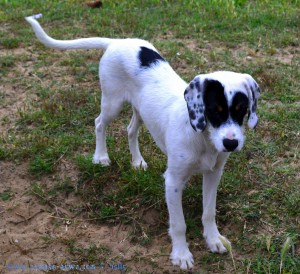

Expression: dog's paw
xmin=92 ymin=154 xmax=111 ymax=166
xmin=205 ymin=234 xmax=229 ymax=254
xmin=132 ymin=159 xmax=148 ymax=170
xmin=170 ymin=246 xmax=194 ymax=270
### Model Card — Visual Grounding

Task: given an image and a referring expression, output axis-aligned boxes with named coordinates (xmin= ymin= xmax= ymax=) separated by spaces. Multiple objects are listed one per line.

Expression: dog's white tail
xmin=25 ymin=14 xmax=114 ymax=50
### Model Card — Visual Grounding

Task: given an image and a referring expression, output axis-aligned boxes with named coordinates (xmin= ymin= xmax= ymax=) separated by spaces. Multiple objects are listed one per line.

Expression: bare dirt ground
xmin=0 ymin=162 xmax=177 ymax=274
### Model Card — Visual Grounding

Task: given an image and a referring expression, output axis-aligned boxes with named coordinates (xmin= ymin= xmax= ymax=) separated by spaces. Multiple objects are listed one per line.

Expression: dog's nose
xmin=223 ymin=138 xmax=238 ymax=152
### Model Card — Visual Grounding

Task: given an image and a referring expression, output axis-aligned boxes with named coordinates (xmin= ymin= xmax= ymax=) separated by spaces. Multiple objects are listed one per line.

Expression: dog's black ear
xmin=244 ymin=74 xmax=260 ymax=129
xmin=184 ymin=76 xmax=206 ymax=132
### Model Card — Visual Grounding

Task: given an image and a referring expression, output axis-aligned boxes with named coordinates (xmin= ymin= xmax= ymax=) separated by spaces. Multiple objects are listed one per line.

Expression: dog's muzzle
xmin=223 ymin=138 xmax=238 ymax=152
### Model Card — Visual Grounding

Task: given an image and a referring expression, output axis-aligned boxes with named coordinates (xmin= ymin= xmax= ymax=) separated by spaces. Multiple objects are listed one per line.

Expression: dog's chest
xmin=191 ymin=148 xmax=221 ymax=173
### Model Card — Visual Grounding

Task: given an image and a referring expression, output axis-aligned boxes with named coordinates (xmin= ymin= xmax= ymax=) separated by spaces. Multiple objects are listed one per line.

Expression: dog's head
xmin=184 ymin=71 xmax=260 ymax=152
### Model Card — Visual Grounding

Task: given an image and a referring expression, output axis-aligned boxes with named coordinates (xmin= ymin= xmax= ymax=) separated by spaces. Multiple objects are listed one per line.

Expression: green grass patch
xmin=0 ymin=55 xmax=15 ymax=68
xmin=0 ymin=37 xmax=20 ymax=49
xmin=64 ymin=239 xmax=112 ymax=265
xmin=30 ymin=179 xmax=76 ymax=206
xmin=0 ymin=190 xmax=12 ymax=201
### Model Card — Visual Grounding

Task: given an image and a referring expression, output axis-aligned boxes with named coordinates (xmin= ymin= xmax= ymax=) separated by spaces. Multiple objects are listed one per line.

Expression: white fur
xmin=25 ymin=14 xmax=260 ymax=270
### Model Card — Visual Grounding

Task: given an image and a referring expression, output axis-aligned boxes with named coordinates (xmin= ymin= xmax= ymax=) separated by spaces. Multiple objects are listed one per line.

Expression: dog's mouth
xmin=222 ymin=148 xmax=239 ymax=153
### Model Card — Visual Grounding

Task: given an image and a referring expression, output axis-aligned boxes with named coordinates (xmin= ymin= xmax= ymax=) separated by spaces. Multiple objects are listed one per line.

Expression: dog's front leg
xmin=202 ymin=167 xmax=230 ymax=253
xmin=165 ymin=169 xmax=194 ymax=269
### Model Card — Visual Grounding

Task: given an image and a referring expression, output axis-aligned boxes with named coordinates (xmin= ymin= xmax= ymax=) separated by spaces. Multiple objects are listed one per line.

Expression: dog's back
xmin=99 ymin=38 xmax=188 ymax=153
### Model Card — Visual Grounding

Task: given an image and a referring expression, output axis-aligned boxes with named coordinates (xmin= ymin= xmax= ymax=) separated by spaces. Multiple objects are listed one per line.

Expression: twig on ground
xmin=10 ymin=209 xmax=44 ymax=225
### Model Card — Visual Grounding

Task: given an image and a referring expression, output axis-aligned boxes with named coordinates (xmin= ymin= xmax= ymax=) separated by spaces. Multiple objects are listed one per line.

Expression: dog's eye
xmin=207 ymin=105 xmax=226 ymax=116
xmin=217 ymin=105 xmax=223 ymax=113
xmin=207 ymin=105 xmax=224 ymax=115
xmin=234 ymin=103 xmax=247 ymax=113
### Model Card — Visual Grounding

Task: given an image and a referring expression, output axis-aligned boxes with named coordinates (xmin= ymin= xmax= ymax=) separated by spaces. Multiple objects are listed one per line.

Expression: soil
xmin=0 ymin=160 xmax=181 ymax=273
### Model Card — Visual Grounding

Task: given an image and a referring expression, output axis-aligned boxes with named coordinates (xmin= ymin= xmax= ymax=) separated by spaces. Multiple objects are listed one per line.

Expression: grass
xmin=0 ymin=190 xmax=12 ymax=201
xmin=0 ymin=0 xmax=299 ymax=272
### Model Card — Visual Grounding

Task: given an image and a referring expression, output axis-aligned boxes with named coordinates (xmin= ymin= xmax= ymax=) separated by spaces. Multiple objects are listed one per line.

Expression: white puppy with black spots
xmin=26 ymin=14 xmax=260 ymax=270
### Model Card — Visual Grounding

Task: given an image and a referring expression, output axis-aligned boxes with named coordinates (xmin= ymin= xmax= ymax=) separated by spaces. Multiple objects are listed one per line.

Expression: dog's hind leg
xmin=127 ymin=107 xmax=148 ymax=170
xmin=93 ymin=94 xmax=124 ymax=166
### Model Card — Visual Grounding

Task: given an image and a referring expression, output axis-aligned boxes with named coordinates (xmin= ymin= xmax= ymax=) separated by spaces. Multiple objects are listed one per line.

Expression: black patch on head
xmin=203 ymin=80 xmax=228 ymax=128
xmin=230 ymin=92 xmax=249 ymax=125
xmin=139 ymin=46 xmax=165 ymax=68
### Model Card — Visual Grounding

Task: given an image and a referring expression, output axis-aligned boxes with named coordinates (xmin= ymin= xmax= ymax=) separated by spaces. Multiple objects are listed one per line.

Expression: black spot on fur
xmin=189 ymin=109 xmax=196 ymax=120
xmin=139 ymin=46 xmax=165 ymax=68
xmin=203 ymin=80 xmax=228 ymax=128
xmin=195 ymin=80 xmax=201 ymax=93
xmin=230 ymin=92 xmax=249 ymax=125
xmin=196 ymin=117 xmax=206 ymax=130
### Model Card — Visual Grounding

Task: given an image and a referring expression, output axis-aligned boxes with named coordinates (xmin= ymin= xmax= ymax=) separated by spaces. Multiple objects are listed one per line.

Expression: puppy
xmin=26 ymin=14 xmax=260 ymax=269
